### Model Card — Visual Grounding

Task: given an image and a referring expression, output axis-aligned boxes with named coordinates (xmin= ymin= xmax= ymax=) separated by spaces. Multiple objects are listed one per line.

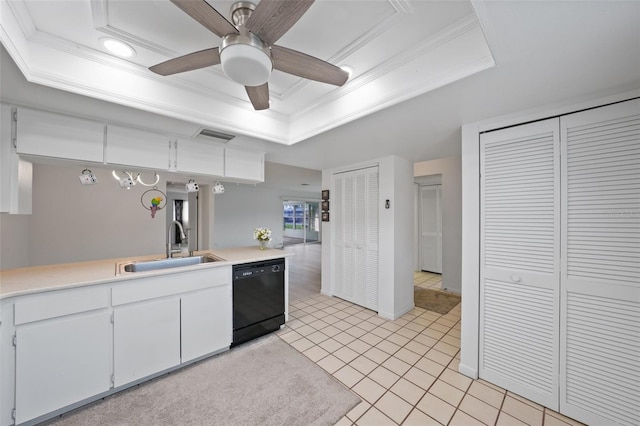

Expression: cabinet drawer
xmin=112 ymin=266 xmax=231 ymax=306
xmin=15 ymin=286 xmax=109 ymax=325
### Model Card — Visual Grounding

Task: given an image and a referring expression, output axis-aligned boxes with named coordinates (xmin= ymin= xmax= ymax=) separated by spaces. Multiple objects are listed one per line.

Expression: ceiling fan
xmin=149 ymin=0 xmax=349 ymax=110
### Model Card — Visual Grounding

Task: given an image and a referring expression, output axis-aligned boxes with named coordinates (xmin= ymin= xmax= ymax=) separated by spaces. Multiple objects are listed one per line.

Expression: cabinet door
xmin=15 ymin=311 xmax=111 ymax=424
xmin=176 ymin=138 xmax=224 ymax=176
xmin=16 ymin=107 xmax=104 ymax=162
xmin=181 ymin=285 xmax=232 ymax=363
xmin=479 ymin=118 xmax=560 ymax=409
xmin=106 ymin=124 xmax=170 ymax=170
xmin=224 ymin=148 xmax=264 ymax=182
xmin=559 ymin=98 xmax=640 ymax=426
xmin=113 ymin=298 xmax=180 ymax=387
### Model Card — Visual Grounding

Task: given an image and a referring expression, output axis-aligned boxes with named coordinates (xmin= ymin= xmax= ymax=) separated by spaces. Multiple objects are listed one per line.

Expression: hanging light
xmin=185 ymin=179 xmax=199 ymax=193
xmin=212 ymin=181 xmax=225 ymax=194
xmin=112 ymin=170 xmax=135 ymax=189
xmin=78 ymin=169 xmax=97 ymax=185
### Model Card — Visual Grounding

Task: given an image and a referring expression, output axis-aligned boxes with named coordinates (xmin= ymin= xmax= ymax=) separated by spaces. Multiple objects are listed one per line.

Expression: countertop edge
xmin=0 ymin=247 xmax=294 ymax=300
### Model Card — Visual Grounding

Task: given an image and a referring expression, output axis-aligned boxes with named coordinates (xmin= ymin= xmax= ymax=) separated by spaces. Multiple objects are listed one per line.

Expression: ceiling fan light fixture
xmin=340 ymin=65 xmax=354 ymax=78
xmin=220 ymin=34 xmax=272 ymax=86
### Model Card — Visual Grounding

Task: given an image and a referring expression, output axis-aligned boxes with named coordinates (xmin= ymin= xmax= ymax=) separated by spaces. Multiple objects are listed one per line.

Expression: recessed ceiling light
xmin=101 ymin=38 xmax=135 ymax=58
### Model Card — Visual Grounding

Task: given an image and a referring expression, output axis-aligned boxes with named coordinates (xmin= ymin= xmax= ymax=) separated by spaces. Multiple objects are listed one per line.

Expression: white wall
xmin=321 ymin=156 xmax=414 ymax=320
xmin=382 ymin=156 xmax=415 ymax=319
xmin=212 ymin=183 xmax=318 ymax=249
xmin=414 ymin=156 xmax=462 ymax=293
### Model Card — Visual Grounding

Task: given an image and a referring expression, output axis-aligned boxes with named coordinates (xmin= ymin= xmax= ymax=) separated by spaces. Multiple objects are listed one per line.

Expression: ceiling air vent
xmin=195 ymin=128 xmax=235 ymax=143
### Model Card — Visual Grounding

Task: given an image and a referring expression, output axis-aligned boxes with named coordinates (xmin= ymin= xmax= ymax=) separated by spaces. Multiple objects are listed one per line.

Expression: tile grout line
xmin=286 ymin=289 xmax=468 ymax=425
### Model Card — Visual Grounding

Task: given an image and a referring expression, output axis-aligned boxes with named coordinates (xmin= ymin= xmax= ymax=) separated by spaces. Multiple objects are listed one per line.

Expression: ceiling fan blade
xmin=245 ymin=0 xmax=314 ymax=46
xmin=149 ymin=48 xmax=221 ymax=76
xmin=245 ymin=84 xmax=270 ymax=110
xmin=272 ymin=46 xmax=348 ymax=86
xmin=170 ymin=0 xmax=238 ymax=38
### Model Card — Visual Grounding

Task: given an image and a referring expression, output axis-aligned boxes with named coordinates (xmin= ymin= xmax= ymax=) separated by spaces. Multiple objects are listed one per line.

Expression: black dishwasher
xmin=232 ymin=258 xmax=285 ymax=347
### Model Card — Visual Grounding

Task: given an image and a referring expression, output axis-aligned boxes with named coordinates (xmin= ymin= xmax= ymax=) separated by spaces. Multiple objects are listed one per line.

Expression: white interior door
xmin=559 ymin=98 xmax=640 ymax=426
xmin=420 ymin=185 xmax=442 ymax=273
xmin=480 ymin=118 xmax=561 ymax=410
xmin=332 ymin=166 xmax=379 ymax=311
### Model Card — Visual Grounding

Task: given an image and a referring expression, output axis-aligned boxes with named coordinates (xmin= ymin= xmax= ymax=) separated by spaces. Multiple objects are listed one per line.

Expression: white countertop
xmin=0 ymin=247 xmax=293 ymax=299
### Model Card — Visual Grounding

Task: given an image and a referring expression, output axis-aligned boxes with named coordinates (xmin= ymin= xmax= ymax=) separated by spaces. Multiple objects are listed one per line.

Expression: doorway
xmin=166 ymin=182 xmax=198 ymax=252
xmin=283 ymin=201 xmax=321 ymax=246
xmin=419 ymin=184 xmax=442 ymax=274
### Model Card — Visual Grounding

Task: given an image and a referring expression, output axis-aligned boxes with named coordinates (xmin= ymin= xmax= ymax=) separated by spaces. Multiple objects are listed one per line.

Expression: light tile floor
xmin=277 ymin=273 xmax=584 ymax=426
xmin=413 ymin=271 xmax=443 ymax=291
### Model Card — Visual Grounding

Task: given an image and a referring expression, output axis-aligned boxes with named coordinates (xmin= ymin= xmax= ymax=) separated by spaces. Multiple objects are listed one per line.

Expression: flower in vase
xmin=254 ymin=227 xmax=272 ymax=242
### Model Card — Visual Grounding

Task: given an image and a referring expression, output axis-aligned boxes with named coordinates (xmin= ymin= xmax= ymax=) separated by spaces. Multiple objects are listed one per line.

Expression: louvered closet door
xmin=560 ymin=98 xmax=640 ymax=426
xmin=332 ymin=167 xmax=379 ymax=311
xmin=364 ymin=167 xmax=379 ymax=310
xmin=480 ymin=118 xmax=560 ymax=409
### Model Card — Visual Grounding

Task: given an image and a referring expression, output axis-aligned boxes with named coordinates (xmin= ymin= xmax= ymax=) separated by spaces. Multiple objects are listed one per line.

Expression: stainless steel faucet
xmin=167 ymin=220 xmax=187 ymax=258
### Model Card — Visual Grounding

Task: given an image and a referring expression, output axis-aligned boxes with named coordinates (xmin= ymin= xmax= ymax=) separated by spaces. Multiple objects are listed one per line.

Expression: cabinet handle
xmin=511 ymin=274 xmax=521 ymax=283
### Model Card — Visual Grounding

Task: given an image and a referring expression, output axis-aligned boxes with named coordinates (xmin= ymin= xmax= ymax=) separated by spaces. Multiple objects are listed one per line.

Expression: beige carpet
xmin=414 ymin=288 xmax=461 ymax=315
xmin=47 ymin=335 xmax=360 ymax=426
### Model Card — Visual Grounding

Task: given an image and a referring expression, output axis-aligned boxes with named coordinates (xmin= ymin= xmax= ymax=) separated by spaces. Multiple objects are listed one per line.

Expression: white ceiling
xmin=0 ymin=0 xmax=494 ymax=145
xmin=1 ymin=1 xmax=639 ymax=174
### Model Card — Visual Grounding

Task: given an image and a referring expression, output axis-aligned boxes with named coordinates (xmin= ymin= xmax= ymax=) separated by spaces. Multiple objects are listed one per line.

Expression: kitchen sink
xmin=117 ymin=254 xmax=224 ymax=274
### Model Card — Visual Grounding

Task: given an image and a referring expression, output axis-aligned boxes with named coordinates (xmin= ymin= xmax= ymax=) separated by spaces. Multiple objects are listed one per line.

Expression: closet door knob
xmin=511 ymin=274 xmax=521 ymax=283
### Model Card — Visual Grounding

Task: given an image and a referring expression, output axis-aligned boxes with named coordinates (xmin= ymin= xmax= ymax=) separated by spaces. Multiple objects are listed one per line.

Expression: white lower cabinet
xmin=181 ymin=286 xmax=232 ymax=362
xmin=2 ymin=266 xmax=233 ymax=426
xmin=15 ymin=311 xmax=111 ymax=424
xmin=113 ymin=297 xmax=181 ymax=387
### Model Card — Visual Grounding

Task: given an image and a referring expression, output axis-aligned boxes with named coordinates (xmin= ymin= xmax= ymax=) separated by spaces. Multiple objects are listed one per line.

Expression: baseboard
xmin=320 ymin=288 xmax=332 ymax=297
xmin=378 ymin=302 xmax=414 ymax=320
xmin=458 ymin=362 xmax=478 ymax=379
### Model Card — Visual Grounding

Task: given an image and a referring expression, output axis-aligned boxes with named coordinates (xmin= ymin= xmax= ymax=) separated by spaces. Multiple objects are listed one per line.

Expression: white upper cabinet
xmin=106 ymin=125 xmax=170 ymax=170
xmin=224 ymin=148 xmax=265 ymax=182
xmin=15 ymin=107 xmax=104 ymax=162
xmin=174 ymin=138 xmax=224 ymax=176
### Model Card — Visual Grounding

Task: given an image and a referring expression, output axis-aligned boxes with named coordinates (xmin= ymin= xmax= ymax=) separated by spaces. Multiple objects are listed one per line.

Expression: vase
xmin=259 ymin=240 xmax=267 ymax=250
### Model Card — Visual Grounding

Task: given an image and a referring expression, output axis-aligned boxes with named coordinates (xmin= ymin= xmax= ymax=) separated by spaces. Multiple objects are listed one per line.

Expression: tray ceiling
xmin=0 ymin=0 xmax=494 ymax=145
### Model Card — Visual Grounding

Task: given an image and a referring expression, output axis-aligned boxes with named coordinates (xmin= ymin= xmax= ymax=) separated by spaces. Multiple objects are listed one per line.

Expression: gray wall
xmin=0 ymin=161 xmax=320 ymax=269
xmin=414 ymin=156 xmax=462 ymax=294
xmin=212 ymin=183 xmax=318 ymax=249
xmin=0 ymin=213 xmax=30 ymax=269
xmin=0 ymin=163 xmax=167 ymax=268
